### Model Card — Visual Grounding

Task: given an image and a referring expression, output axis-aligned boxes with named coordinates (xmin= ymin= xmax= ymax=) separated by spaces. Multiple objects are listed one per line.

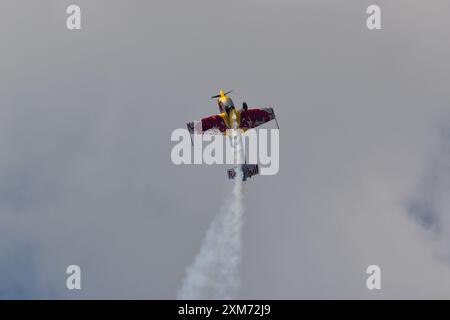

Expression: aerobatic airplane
xmin=187 ymin=90 xmax=278 ymax=181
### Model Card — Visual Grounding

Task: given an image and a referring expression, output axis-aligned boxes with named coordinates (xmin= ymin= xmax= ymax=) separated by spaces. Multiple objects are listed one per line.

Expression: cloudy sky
xmin=1 ymin=0 xmax=450 ymax=299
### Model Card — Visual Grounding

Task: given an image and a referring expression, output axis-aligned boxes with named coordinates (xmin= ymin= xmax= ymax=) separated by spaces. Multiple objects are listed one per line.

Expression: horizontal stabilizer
xmin=227 ymin=164 xmax=259 ymax=181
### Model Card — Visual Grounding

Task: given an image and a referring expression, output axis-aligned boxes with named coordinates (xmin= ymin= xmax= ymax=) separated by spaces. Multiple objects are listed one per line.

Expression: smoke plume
xmin=177 ymin=128 xmax=245 ymax=299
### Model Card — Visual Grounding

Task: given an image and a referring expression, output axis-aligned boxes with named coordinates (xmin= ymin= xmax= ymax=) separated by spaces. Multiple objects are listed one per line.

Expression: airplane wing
xmin=187 ymin=114 xmax=227 ymax=135
xmin=240 ymin=107 xmax=277 ymax=130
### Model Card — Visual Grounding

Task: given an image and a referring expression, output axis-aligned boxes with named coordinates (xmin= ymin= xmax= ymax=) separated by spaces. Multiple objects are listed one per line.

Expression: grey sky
xmin=1 ymin=0 xmax=450 ymax=298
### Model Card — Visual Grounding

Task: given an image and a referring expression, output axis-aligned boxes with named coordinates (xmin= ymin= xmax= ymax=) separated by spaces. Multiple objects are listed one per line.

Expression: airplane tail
xmin=227 ymin=164 xmax=259 ymax=181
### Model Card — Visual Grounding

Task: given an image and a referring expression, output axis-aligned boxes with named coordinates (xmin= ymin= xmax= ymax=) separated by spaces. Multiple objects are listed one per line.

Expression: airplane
xmin=187 ymin=89 xmax=279 ymax=181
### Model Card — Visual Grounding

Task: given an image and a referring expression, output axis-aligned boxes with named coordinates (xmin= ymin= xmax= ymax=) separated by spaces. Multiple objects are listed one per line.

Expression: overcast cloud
xmin=1 ymin=0 xmax=450 ymax=299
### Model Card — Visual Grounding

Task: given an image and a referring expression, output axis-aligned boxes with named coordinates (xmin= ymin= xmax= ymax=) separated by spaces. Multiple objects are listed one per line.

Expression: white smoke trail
xmin=177 ymin=124 xmax=245 ymax=300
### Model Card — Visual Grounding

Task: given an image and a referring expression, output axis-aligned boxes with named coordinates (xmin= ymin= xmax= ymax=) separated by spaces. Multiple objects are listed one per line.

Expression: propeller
xmin=211 ymin=89 xmax=233 ymax=99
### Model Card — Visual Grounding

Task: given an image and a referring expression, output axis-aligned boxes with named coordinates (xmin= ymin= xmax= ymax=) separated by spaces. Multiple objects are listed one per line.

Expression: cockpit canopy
xmin=218 ymin=96 xmax=234 ymax=113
